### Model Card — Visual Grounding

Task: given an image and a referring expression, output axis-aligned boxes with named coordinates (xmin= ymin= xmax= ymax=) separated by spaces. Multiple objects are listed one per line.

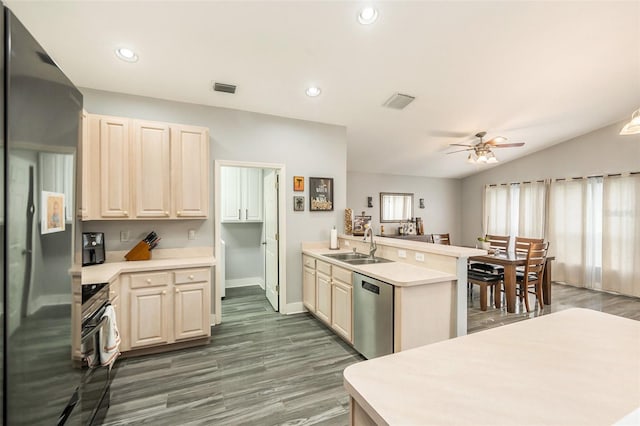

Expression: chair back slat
xmin=486 ymin=234 xmax=509 ymax=250
xmin=515 ymin=236 xmax=544 ymax=256
xmin=432 ymin=233 xmax=450 ymax=245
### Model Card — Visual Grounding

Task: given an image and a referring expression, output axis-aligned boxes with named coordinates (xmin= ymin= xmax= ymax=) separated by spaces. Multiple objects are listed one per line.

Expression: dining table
xmin=469 ymin=250 xmax=555 ymax=313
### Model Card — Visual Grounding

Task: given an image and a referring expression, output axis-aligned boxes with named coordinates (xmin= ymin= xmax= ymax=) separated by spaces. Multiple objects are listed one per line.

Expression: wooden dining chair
xmin=468 ymin=269 xmax=502 ymax=311
xmin=431 ymin=233 xmax=450 ymax=245
xmin=517 ymin=241 xmax=549 ymax=312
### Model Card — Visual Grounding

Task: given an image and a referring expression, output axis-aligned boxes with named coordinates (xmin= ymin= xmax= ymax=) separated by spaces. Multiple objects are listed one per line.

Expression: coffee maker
xmin=82 ymin=232 xmax=105 ymax=266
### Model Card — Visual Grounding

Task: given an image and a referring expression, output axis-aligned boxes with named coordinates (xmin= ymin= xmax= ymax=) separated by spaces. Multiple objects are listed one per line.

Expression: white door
xmin=263 ymin=169 xmax=279 ymax=311
xmin=8 ymin=154 xmax=35 ymax=335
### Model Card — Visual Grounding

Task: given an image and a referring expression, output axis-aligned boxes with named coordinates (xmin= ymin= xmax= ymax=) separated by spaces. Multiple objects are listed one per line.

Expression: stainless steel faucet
xmin=364 ymin=227 xmax=377 ymax=258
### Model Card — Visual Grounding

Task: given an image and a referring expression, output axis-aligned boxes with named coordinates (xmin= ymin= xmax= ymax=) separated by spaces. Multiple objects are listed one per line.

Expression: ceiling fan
xmin=447 ymin=131 xmax=525 ymax=164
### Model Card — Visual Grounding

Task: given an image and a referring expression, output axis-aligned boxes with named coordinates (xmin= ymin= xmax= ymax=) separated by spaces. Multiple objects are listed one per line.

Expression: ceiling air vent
xmin=213 ymin=82 xmax=237 ymax=94
xmin=382 ymin=92 xmax=415 ymax=110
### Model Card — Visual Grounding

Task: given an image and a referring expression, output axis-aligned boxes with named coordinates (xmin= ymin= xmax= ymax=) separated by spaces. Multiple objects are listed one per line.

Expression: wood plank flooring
xmin=103 ymin=283 xmax=640 ymax=425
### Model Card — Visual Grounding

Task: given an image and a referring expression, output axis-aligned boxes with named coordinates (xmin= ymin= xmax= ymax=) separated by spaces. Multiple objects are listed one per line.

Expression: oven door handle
xmin=81 ymin=315 xmax=108 ymax=343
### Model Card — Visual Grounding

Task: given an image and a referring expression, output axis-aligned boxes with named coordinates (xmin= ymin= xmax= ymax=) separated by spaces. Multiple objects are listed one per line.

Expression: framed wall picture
xmin=294 ymin=196 xmax=305 ymax=211
xmin=309 ymin=177 xmax=334 ymax=211
xmin=353 ymin=214 xmax=372 ymax=236
xmin=41 ymin=191 xmax=65 ymax=234
xmin=293 ymin=176 xmax=304 ymax=192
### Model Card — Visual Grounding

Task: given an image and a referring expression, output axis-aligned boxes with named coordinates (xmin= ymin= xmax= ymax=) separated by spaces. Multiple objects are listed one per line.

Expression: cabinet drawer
xmin=174 ymin=268 xmax=210 ymax=284
xmin=303 ymin=255 xmax=315 ymax=269
xmin=332 ymin=266 xmax=352 ymax=285
xmin=130 ymin=271 xmax=170 ymax=289
xmin=316 ymin=260 xmax=331 ymax=275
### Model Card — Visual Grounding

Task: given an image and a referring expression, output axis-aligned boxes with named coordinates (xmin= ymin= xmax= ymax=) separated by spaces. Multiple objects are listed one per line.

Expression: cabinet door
xmin=332 ymin=280 xmax=353 ymax=342
xmin=302 ymin=266 xmax=316 ymax=312
xmin=172 ymin=125 xmax=209 ymax=218
xmin=99 ymin=116 xmax=131 ymax=218
xmin=174 ymin=282 xmax=210 ymax=340
xmin=243 ymin=168 xmax=263 ymax=221
xmin=79 ymin=110 xmax=89 ymax=220
xmin=133 ymin=120 xmax=171 ymax=218
xmin=220 ymin=166 xmax=242 ymax=222
xmin=316 ymin=271 xmax=332 ymax=324
xmin=129 ymin=286 xmax=171 ymax=349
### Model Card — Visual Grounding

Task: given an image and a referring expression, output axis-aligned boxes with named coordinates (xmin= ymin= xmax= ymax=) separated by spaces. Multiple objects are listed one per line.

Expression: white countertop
xmin=302 ymin=247 xmax=456 ymax=287
xmin=81 ymin=256 xmax=216 ymax=285
xmin=343 ymin=308 xmax=640 ymax=425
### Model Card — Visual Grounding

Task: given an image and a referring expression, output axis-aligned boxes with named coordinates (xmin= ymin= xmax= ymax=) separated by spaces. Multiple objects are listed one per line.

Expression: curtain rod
xmin=487 ymin=171 xmax=639 ymax=187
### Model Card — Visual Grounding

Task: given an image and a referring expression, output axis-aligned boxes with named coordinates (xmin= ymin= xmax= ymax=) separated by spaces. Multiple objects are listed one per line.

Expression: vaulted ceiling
xmin=7 ymin=1 xmax=639 ymax=178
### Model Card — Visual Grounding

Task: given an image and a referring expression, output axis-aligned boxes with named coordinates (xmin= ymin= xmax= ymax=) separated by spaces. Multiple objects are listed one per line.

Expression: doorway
xmin=214 ymin=161 xmax=286 ymax=324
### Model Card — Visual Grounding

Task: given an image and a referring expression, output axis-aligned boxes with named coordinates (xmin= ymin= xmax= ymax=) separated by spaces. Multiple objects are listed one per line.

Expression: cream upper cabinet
xmin=133 ymin=120 xmax=171 ymax=218
xmin=221 ymin=166 xmax=263 ymax=223
xmin=172 ymin=125 xmax=209 ymax=218
xmin=98 ymin=115 xmax=131 ymax=218
xmin=81 ymin=113 xmax=209 ymax=220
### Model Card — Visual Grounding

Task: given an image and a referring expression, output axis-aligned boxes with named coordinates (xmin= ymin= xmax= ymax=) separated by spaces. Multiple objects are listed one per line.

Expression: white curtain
xmin=518 ymin=181 xmax=546 ymax=239
xmin=484 ymin=184 xmax=517 ymax=236
xmin=548 ymin=178 xmax=602 ymax=289
xmin=602 ymin=174 xmax=640 ymax=297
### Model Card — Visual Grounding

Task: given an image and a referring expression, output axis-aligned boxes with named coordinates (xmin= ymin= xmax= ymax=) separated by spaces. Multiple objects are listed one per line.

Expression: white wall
xmin=347 ymin=172 xmax=462 ymax=243
xmin=81 ymin=88 xmax=347 ymax=305
xmin=221 ymin=222 xmax=264 ymax=281
xmin=460 ymin=121 xmax=640 ymax=245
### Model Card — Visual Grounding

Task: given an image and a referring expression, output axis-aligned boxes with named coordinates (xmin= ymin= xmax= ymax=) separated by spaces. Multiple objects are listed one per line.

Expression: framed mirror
xmin=380 ymin=192 xmax=414 ymax=223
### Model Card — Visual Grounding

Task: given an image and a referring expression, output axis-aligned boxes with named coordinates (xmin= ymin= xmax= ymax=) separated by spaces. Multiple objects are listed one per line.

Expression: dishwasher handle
xmin=361 ymin=280 xmax=380 ymax=295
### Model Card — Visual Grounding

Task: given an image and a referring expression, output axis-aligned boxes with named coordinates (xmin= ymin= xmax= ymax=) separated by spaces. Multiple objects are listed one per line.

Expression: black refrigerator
xmin=1 ymin=4 xmax=85 ymax=425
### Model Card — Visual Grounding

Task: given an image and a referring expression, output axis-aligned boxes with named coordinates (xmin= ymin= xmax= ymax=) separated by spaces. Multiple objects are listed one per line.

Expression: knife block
xmin=125 ymin=240 xmax=152 ymax=261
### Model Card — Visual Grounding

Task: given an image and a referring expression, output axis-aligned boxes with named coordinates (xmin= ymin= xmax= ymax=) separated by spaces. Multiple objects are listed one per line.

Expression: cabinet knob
xmin=146 ymin=279 xmax=152 ymax=284
xmin=189 ymin=274 xmax=194 ymax=280
xmin=175 ymin=288 xmax=180 ymax=293
xmin=238 ymin=209 xmax=241 ymax=220
xmin=110 ymin=290 xmax=115 ymax=295
xmin=123 ymin=211 xmax=128 ymax=216
xmin=177 ymin=210 xmax=182 ymax=216
xmin=162 ymin=290 xmax=166 ymax=295
xmin=164 ymin=211 xmax=169 ymax=216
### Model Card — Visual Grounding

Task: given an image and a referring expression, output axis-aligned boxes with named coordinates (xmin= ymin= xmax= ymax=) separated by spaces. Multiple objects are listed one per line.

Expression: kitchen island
xmin=344 ymin=308 xmax=640 ymax=425
xmin=302 ymin=238 xmax=483 ymax=355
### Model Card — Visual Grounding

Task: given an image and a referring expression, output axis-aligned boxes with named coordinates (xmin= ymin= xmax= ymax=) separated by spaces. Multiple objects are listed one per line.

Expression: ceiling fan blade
xmin=448 ymin=143 xmax=475 ymax=148
xmin=491 ymin=142 xmax=525 ymax=148
xmin=485 ymin=136 xmax=508 ymax=145
xmin=446 ymin=148 xmax=474 ymax=154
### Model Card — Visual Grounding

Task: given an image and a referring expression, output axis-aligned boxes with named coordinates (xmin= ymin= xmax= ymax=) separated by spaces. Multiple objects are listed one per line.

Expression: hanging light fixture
xmin=486 ymin=151 xmax=499 ymax=163
xmin=620 ymin=108 xmax=640 ymax=135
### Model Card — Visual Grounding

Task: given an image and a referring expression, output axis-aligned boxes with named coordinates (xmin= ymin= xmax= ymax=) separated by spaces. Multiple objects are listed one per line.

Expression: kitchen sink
xmin=324 ymin=252 xmax=370 ymax=261
xmin=345 ymin=257 xmax=393 ymax=265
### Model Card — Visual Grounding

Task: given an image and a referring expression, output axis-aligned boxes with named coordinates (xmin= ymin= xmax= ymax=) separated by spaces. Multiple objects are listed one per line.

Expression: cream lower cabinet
xmin=302 ymin=256 xmax=354 ymax=344
xmin=315 ymin=260 xmax=332 ymax=324
xmin=122 ymin=267 xmax=211 ymax=352
xmin=174 ymin=269 xmax=211 ymax=340
xmin=331 ymin=266 xmax=353 ymax=343
xmin=302 ymin=255 xmax=316 ymax=312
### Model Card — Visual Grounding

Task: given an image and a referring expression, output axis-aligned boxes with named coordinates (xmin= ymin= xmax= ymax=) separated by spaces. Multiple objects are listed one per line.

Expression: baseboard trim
xmin=225 ymin=277 xmax=264 ymax=289
xmin=285 ymin=302 xmax=306 ymax=315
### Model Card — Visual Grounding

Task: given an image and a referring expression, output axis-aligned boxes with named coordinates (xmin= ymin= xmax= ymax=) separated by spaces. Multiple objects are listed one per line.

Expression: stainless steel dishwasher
xmin=353 ymin=272 xmax=394 ymax=359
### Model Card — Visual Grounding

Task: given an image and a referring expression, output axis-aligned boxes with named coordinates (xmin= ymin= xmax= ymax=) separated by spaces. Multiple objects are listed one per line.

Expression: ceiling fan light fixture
xmin=477 ymin=153 xmax=488 ymax=163
xmin=620 ymin=108 xmax=640 ymax=135
xmin=487 ymin=152 xmax=499 ymax=163
xmin=467 ymin=153 xmax=476 ymax=164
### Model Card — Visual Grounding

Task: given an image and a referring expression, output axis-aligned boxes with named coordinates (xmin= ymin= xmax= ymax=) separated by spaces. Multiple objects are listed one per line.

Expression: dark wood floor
xmin=102 ymin=283 xmax=640 ymax=425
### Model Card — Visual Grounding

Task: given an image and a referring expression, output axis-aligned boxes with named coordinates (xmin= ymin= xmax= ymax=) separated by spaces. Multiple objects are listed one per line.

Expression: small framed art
xmin=294 ymin=176 xmax=304 ymax=192
xmin=294 ymin=196 xmax=305 ymax=211
xmin=309 ymin=177 xmax=333 ymax=211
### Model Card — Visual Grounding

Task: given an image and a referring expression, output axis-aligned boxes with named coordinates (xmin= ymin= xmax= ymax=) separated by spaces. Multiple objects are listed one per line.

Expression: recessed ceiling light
xmin=358 ymin=7 xmax=378 ymax=25
xmin=115 ymin=47 xmax=138 ymax=63
xmin=306 ymin=86 xmax=321 ymax=97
